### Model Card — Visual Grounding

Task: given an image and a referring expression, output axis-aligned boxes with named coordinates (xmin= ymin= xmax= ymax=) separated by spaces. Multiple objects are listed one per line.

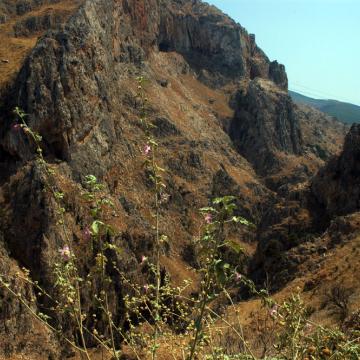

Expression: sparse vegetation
xmin=0 ymin=80 xmax=359 ymax=359
xmin=323 ymin=285 xmax=352 ymax=322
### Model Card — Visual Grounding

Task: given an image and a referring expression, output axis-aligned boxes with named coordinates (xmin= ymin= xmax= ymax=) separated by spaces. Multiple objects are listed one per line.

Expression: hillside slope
xmin=289 ymin=90 xmax=360 ymax=124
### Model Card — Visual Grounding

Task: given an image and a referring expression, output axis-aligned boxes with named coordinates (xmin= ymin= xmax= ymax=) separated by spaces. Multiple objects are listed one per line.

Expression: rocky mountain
xmin=289 ymin=90 xmax=360 ymax=124
xmin=0 ymin=0 xmax=357 ymax=358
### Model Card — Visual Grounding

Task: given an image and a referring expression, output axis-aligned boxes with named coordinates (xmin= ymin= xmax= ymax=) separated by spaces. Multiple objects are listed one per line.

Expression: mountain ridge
xmin=289 ymin=90 xmax=360 ymax=124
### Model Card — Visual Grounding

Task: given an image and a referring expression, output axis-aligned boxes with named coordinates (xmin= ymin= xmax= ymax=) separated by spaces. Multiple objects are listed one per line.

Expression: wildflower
xmin=12 ymin=124 xmax=21 ymax=131
xmin=269 ymin=304 xmax=279 ymax=318
xmin=159 ymin=192 xmax=170 ymax=204
xmin=143 ymin=144 xmax=151 ymax=156
xmin=234 ymin=272 xmax=242 ymax=282
xmin=59 ymin=245 xmax=71 ymax=261
xmin=304 ymin=323 xmax=313 ymax=333
xmin=143 ymin=284 xmax=149 ymax=292
xmin=204 ymin=213 xmax=212 ymax=224
xmin=83 ymin=227 xmax=91 ymax=241
xmin=140 ymin=255 xmax=148 ymax=264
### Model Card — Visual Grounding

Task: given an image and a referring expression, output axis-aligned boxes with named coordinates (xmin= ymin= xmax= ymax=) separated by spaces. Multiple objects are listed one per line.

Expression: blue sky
xmin=206 ymin=0 xmax=360 ymax=105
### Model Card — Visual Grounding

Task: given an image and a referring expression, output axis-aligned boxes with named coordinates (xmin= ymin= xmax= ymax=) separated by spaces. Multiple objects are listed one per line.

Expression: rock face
xmin=228 ymin=80 xmax=347 ymax=187
xmin=0 ymin=245 xmax=59 ymax=358
xmin=1 ymin=0 xmax=289 ymax=172
xmin=157 ymin=1 xmax=287 ymax=88
xmin=297 ymin=103 xmax=348 ymax=162
xmin=311 ymin=124 xmax=360 ymax=222
xmin=0 ymin=0 xmax=352 ymax=358
xmin=229 ymin=78 xmax=302 ymax=176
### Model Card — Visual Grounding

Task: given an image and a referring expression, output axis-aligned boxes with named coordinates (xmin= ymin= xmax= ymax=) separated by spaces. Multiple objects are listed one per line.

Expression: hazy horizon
xmin=206 ymin=0 xmax=360 ymax=106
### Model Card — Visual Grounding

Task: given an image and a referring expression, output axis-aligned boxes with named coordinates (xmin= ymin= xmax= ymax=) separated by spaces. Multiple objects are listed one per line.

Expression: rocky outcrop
xmin=311 ymin=124 xmax=360 ymax=222
xmin=158 ymin=1 xmax=287 ymax=88
xmin=0 ymin=244 xmax=59 ymax=358
xmin=269 ymin=60 xmax=287 ymax=90
xmin=297 ymin=103 xmax=348 ymax=161
xmin=0 ymin=182 xmax=60 ymax=357
xmin=227 ymin=79 xmax=347 ymax=185
xmin=229 ymin=78 xmax=302 ymax=176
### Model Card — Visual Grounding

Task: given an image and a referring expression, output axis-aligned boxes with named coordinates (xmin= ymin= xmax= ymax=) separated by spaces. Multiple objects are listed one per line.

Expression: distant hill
xmin=289 ymin=90 xmax=360 ymax=124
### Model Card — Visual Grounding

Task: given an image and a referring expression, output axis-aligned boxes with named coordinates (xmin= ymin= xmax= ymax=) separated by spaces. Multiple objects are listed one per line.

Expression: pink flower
xmin=269 ymin=304 xmax=279 ymax=318
xmin=143 ymin=284 xmax=149 ymax=292
xmin=83 ymin=227 xmax=91 ymax=241
xmin=12 ymin=124 xmax=22 ymax=131
xmin=234 ymin=272 xmax=242 ymax=282
xmin=143 ymin=144 xmax=151 ymax=156
xmin=204 ymin=213 xmax=212 ymax=224
xmin=59 ymin=245 xmax=71 ymax=261
xmin=140 ymin=255 xmax=147 ymax=264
